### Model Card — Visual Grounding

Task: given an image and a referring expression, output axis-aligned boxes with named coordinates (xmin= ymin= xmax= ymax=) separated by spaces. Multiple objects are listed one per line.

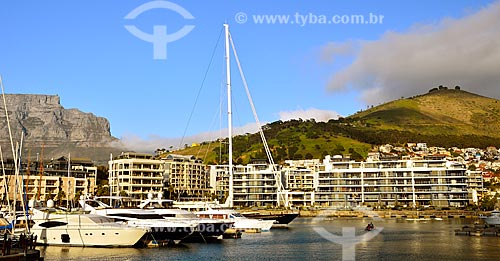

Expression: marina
xmin=38 ymin=217 xmax=500 ymax=260
xmin=1 ymin=2 xmax=500 ymax=261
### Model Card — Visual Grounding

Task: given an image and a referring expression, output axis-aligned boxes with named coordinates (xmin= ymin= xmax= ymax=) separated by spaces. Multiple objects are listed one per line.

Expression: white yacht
xmin=30 ymin=208 xmax=148 ymax=247
xmin=138 ymin=195 xmax=234 ymax=241
xmin=79 ymin=197 xmax=199 ymax=244
xmin=195 ymin=208 xmax=275 ymax=232
xmin=481 ymin=210 xmax=500 ymax=225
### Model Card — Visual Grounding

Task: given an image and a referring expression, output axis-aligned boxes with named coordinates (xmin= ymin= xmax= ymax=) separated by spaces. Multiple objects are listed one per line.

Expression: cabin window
xmin=39 ymin=221 xmax=67 ymax=228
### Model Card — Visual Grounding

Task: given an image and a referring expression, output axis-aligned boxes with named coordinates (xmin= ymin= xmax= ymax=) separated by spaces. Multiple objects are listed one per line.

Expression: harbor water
xmin=40 ymin=217 xmax=499 ymax=260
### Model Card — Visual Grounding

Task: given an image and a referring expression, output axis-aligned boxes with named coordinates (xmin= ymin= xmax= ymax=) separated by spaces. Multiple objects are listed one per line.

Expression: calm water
xmin=40 ymin=218 xmax=499 ymax=260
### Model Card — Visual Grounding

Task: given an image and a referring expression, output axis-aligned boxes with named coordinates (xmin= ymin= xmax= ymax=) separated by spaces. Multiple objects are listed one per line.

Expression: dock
xmin=455 ymin=225 xmax=500 ymax=237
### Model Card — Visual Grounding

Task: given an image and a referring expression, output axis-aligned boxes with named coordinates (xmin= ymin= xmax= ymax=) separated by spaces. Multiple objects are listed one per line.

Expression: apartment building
xmin=161 ymin=154 xmax=210 ymax=200
xmin=230 ymin=160 xmax=283 ymax=207
xmin=210 ymin=165 xmax=230 ymax=201
xmin=108 ymin=152 xmax=165 ymax=200
xmin=313 ymin=155 xmax=471 ymax=208
xmin=0 ymin=156 xmax=97 ymax=203
xmin=108 ymin=152 xmax=210 ymax=201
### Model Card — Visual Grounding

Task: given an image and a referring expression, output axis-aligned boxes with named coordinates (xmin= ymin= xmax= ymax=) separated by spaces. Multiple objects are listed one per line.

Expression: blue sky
xmin=1 ymin=0 xmax=499 ymax=152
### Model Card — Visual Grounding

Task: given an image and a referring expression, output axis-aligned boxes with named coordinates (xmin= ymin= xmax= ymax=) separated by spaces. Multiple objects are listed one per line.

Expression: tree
xmin=56 ymin=190 xmax=66 ymax=206
xmin=96 ymin=185 xmax=109 ymax=197
xmin=480 ymin=193 xmax=499 ymax=211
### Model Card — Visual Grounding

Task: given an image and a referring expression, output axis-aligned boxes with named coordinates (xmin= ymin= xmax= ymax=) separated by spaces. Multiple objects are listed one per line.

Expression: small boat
xmin=480 ymin=209 xmax=500 ymax=225
xmin=195 ymin=209 xmax=275 ymax=232
xmin=241 ymin=211 xmax=299 ymax=227
xmin=365 ymin=222 xmax=375 ymax=231
xmin=30 ymin=208 xmax=148 ymax=247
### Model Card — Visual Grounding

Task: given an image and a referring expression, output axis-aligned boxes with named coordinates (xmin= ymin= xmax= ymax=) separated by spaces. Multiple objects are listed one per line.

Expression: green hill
xmin=166 ymin=89 xmax=500 ymax=164
xmin=352 ymin=89 xmax=500 ymax=137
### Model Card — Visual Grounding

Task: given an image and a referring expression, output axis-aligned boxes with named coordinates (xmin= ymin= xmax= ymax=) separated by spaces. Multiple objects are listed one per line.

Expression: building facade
xmin=311 ymin=155 xmax=472 ymax=208
xmin=0 ymin=156 xmax=97 ymax=204
xmin=108 ymin=152 xmax=165 ymax=200
xmin=108 ymin=152 xmax=210 ymax=201
xmin=161 ymin=154 xmax=210 ymax=200
xmin=212 ymin=156 xmax=478 ymax=209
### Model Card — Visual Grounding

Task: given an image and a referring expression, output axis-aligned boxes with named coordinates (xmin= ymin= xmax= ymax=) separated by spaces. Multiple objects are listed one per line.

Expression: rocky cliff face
xmin=0 ymin=94 xmax=122 ymax=163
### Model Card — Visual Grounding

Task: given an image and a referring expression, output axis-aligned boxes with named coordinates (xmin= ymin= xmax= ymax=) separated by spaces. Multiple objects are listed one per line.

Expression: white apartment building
xmin=313 ymin=155 xmax=470 ymax=208
xmin=108 ymin=152 xmax=210 ymax=201
xmin=209 ymin=160 xmax=284 ymax=207
xmin=211 ymin=156 xmax=475 ymax=208
xmin=161 ymin=154 xmax=210 ymax=200
xmin=108 ymin=152 xmax=165 ymax=200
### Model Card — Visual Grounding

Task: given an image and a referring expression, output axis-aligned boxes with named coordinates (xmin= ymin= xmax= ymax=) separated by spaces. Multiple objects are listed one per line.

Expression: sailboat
xmin=177 ymin=24 xmax=302 ymax=231
xmin=221 ymin=23 xmax=290 ymax=208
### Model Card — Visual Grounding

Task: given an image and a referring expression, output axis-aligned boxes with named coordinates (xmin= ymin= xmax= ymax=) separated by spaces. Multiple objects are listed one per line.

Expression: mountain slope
xmin=351 ymin=89 xmax=500 ymax=137
xmin=170 ymin=89 xmax=500 ymax=164
xmin=0 ymin=94 xmax=122 ymax=164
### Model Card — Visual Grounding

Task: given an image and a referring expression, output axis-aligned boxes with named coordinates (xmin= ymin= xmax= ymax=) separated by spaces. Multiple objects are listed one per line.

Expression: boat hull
xmin=32 ymin=226 xmax=147 ymax=247
xmin=242 ymin=213 xmax=299 ymax=226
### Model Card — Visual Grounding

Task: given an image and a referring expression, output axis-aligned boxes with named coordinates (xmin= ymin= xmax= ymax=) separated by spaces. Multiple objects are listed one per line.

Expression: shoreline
xmin=241 ymin=209 xmax=488 ymax=219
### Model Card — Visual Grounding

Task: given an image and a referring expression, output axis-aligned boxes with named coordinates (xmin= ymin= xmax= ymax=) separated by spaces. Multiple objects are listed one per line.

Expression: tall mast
xmin=67 ymin=153 xmax=71 ymax=209
xmin=224 ymin=23 xmax=233 ymax=208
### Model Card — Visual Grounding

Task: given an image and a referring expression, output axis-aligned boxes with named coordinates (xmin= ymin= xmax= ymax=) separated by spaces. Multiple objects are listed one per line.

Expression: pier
xmin=455 ymin=225 xmax=500 ymax=237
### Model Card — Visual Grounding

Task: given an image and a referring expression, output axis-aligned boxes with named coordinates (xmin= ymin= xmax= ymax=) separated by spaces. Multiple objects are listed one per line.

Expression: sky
xmin=1 ymin=0 xmax=499 ymax=152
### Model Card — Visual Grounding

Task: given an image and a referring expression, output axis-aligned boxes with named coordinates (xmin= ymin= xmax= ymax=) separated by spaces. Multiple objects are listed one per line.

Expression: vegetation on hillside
xmin=167 ymin=89 xmax=500 ymax=164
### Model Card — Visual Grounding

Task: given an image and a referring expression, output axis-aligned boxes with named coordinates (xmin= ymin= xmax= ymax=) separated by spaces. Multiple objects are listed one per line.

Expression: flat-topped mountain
xmin=0 ymin=94 xmax=122 ymax=164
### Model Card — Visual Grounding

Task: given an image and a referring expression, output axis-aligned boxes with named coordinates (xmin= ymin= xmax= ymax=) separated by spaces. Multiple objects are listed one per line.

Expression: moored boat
xmin=79 ymin=197 xmax=199 ymax=244
xmin=195 ymin=209 xmax=275 ymax=233
xmin=480 ymin=209 xmax=500 ymax=226
xmin=138 ymin=195 xmax=234 ymax=242
xmin=241 ymin=211 xmax=299 ymax=227
xmin=30 ymin=208 xmax=148 ymax=247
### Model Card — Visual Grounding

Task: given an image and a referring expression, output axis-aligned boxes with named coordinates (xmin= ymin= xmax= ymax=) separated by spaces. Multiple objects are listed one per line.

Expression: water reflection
xmin=39 ymin=218 xmax=500 ymax=261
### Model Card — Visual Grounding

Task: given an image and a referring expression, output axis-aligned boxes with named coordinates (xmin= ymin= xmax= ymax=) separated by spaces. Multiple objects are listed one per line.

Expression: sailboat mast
xmin=224 ymin=23 xmax=233 ymax=208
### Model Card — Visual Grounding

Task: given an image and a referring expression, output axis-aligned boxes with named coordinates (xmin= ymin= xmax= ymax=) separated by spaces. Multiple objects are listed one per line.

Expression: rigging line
xmin=195 ymin=52 xmax=226 ymax=161
xmin=0 ymin=76 xmax=16 ymax=162
xmin=229 ymin=33 xmax=286 ymax=198
xmin=0 ymin=146 xmax=12 ymax=219
xmin=195 ymin=97 xmax=223 ymax=160
xmin=178 ymin=27 xmax=224 ymax=149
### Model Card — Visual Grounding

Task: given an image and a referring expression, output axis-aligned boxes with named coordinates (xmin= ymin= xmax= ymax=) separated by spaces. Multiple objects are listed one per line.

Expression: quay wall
xmin=241 ymin=209 xmax=487 ymax=219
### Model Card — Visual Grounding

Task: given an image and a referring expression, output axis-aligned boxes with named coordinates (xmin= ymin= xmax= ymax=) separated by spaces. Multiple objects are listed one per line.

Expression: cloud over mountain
xmin=279 ymin=108 xmax=341 ymax=122
xmin=322 ymin=1 xmax=500 ymax=105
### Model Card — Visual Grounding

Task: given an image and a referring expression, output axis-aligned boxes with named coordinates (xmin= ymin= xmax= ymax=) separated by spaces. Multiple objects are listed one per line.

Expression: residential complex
xmin=108 ymin=152 xmax=165 ymax=200
xmin=0 ymin=150 xmax=485 ymax=210
xmin=108 ymin=152 xmax=210 ymax=202
xmin=209 ymin=155 xmax=481 ymax=209
xmin=0 ymin=156 xmax=96 ymax=203
xmin=161 ymin=154 xmax=210 ymax=200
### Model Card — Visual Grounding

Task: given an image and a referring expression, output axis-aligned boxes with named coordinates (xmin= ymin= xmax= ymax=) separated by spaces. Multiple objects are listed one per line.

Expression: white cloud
xmin=323 ymin=1 xmax=500 ymax=105
xmin=115 ymin=122 xmax=262 ymax=153
xmin=279 ymin=108 xmax=342 ymax=122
